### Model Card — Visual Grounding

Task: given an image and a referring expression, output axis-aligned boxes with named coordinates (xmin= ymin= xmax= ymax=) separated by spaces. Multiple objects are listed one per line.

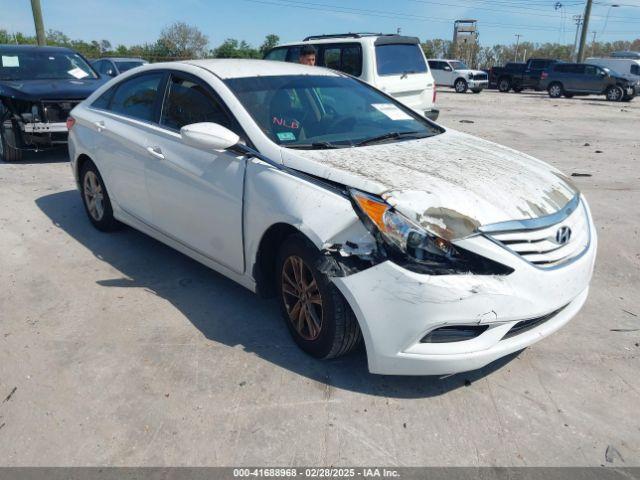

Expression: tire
xmin=0 ymin=118 xmax=23 ymax=162
xmin=605 ymin=85 xmax=624 ymax=102
xmin=548 ymin=82 xmax=563 ymax=98
xmin=471 ymin=88 xmax=482 ymax=94
xmin=79 ymin=160 xmax=120 ymax=231
xmin=498 ymin=77 xmax=511 ymax=92
xmin=454 ymin=78 xmax=468 ymax=93
xmin=564 ymin=93 xmax=574 ymax=98
xmin=276 ymin=234 xmax=361 ymax=359
xmin=513 ymin=86 xmax=523 ymax=93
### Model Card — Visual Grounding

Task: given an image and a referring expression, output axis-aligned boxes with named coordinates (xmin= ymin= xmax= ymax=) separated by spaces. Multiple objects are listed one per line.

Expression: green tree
xmin=259 ymin=34 xmax=280 ymax=55
xmin=156 ymin=21 xmax=209 ymax=59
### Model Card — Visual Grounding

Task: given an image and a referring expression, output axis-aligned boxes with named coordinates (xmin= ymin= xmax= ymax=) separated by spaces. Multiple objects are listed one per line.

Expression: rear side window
xmin=109 ymin=72 xmax=164 ymax=122
xmin=376 ymin=44 xmax=427 ymax=76
xmin=264 ymin=47 xmax=288 ymax=62
xmin=320 ymin=44 xmax=362 ymax=76
xmin=160 ymin=73 xmax=232 ymax=131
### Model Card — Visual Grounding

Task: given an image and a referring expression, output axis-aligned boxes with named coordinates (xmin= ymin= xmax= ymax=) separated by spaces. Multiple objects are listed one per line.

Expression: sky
xmin=1 ymin=0 xmax=639 ymax=48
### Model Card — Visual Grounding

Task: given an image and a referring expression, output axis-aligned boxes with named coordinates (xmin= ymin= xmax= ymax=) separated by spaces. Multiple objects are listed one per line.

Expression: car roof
xmin=276 ymin=33 xmax=417 ymax=47
xmin=179 ymin=58 xmax=341 ymax=79
xmin=0 ymin=44 xmax=76 ymax=53
xmin=96 ymin=57 xmax=147 ymax=62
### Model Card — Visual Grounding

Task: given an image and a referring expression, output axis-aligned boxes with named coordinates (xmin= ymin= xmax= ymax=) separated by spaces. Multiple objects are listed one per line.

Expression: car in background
xmin=427 ymin=59 xmax=488 ymax=93
xmin=586 ymin=57 xmax=640 ymax=86
xmin=92 ymin=57 xmax=148 ymax=78
xmin=540 ymin=63 xmax=636 ymax=101
xmin=490 ymin=58 xmax=561 ymax=92
xmin=0 ymin=44 xmax=106 ymax=162
xmin=264 ymin=33 xmax=439 ymax=121
xmin=610 ymin=51 xmax=640 ymax=59
xmin=67 ymin=59 xmax=596 ymax=375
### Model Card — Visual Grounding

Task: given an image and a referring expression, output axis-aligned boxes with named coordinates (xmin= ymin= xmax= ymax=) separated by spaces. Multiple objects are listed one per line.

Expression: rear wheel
xmin=471 ymin=88 xmax=482 ymax=94
xmin=454 ymin=78 xmax=468 ymax=93
xmin=605 ymin=85 xmax=624 ymax=102
xmin=513 ymin=86 xmax=523 ymax=93
xmin=498 ymin=77 xmax=511 ymax=92
xmin=80 ymin=160 xmax=120 ymax=231
xmin=564 ymin=93 xmax=574 ymax=98
xmin=548 ymin=82 xmax=563 ymax=98
xmin=276 ymin=234 xmax=361 ymax=359
xmin=0 ymin=118 xmax=23 ymax=162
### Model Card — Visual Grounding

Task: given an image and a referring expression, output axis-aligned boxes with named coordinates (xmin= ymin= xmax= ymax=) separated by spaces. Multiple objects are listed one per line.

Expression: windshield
xmin=450 ymin=61 xmax=469 ymax=70
xmin=375 ymin=44 xmax=428 ymax=76
xmin=0 ymin=49 xmax=97 ymax=81
xmin=225 ymin=75 xmax=442 ymax=149
xmin=115 ymin=61 xmax=146 ymax=72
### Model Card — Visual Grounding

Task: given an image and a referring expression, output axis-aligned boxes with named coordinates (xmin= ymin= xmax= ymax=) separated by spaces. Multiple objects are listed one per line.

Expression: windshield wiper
xmin=356 ymin=131 xmax=423 ymax=147
xmin=286 ymin=141 xmax=343 ymax=150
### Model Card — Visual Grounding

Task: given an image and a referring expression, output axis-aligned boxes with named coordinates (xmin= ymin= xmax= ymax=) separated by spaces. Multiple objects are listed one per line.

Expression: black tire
xmin=513 ymin=86 xmax=523 ymax=93
xmin=471 ymin=88 xmax=482 ymax=94
xmin=605 ymin=85 xmax=624 ymax=102
xmin=498 ymin=77 xmax=511 ymax=92
xmin=454 ymin=78 xmax=468 ymax=93
xmin=548 ymin=82 xmax=564 ymax=98
xmin=79 ymin=159 xmax=120 ymax=232
xmin=0 ymin=118 xmax=23 ymax=162
xmin=276 ymin=234 xmax=361 ymax=359
xmin=564 ymin=93 xmax=574 ymax=98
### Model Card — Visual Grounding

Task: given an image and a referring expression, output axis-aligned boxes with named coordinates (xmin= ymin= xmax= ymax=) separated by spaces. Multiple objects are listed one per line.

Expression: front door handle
xmin=146 ymin=146 xmax=165 ymax=160
xmin=94 ymin=120 xmax=106 ymax=132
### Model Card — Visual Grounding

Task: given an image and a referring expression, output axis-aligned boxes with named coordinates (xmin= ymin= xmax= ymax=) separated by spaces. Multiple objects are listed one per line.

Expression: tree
xmin=156 ymin=21 xmax=209 ymax=59
xmin=259 ymin=34 xmax=280 ymax=55
xmin=212 ymin=38 xmax=261 ymax=58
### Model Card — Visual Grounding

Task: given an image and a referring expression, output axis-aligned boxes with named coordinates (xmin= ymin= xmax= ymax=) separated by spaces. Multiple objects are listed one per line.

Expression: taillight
xmin=433 ymin=84 xmax=437 ymax=104
xmin=66 ymin=117 xmax=76 ymax=130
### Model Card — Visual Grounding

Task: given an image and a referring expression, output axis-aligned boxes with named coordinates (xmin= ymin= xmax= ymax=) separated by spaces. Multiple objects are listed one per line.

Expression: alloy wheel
xmin=83 ymin=171 xmax=105 ymax=221
xmin=607 ymin=86 xmax=622 ymax=101
xmin=550 ymin=85 xmax=562 ymax=97
xmin=281 ymin=255 xmax=323 ymax=340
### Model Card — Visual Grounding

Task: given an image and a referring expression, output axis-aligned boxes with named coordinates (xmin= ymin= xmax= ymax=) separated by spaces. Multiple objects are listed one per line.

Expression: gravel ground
xmin=0 ymin=88 xmax=638 ymax=466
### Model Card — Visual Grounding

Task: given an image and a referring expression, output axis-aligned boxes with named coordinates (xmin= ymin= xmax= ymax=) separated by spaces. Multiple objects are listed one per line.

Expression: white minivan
xmin=264 ymin=33 xmax=439 ymax=121
xmin=585 ymin=57 xmax=640 ymax=85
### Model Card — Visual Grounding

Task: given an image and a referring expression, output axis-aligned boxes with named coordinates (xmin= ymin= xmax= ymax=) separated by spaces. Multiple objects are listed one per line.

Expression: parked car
xmin=427 ymin=59 xmax=488 ymax=93
xmin=0 ymin=44 xmax=106 ymax=162
xmin=490 ymin=58 xmax=561 ymax=92
xmin=585 ymin=57 xmax=640 ymax=85
xmin=68 ymin=59 xmax=597 ymax=376
xmin=540 ymin=63 xmax=636 ymax=101
xmin=610 ymin=51 xmax=640 ymax=59
xmin=264 ymin=33 xmax=439 ymax=121
xmin=92 ymin=57 xmax=148 ymax=78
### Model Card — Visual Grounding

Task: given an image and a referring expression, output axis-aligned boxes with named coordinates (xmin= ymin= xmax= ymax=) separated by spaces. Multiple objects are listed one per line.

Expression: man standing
xmin=299 ymin=45 xmax=317 ymax=66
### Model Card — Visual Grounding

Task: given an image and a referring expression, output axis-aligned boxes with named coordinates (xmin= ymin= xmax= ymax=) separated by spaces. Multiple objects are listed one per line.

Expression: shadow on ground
xmin=36 ymin=189 xmax=521 ymax=398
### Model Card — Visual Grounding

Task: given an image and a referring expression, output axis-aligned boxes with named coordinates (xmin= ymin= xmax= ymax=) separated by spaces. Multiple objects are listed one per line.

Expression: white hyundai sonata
xmin=68 ymin=59 xmax=597 ymax=375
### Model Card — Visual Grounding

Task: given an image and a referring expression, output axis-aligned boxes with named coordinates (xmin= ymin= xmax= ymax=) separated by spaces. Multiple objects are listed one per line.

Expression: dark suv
xmin=540 ymin=63 xmax=636 ymax=102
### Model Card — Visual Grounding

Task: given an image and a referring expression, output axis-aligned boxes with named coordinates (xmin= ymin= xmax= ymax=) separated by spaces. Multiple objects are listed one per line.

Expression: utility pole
xmin=577 ymin=0 xmax=593 ymax=62
xmin=30 ymin=0 xmax=46 ymax=46
xmin=591 ymin=30 xmax=597 ymax=56
xmin=514 ymin=34 xmax=522 ymax=61
xmin=571 ymin=15 xmax=583 ymax=61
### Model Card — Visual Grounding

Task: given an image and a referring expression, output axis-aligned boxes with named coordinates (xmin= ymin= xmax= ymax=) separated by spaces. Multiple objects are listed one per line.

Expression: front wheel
xmin=0 ymin=119 xmax=23 ymax=162
xmin=498 ymin=78 xmax=511 ymax=92
xmin=548 ymin=82 xmax=563 ymax=98
xmin=80 ymin=160 xmax=120 ymax=231
xmin=605 ymin=85 xmax=624 ymax=102
xmin=564 ymin=93 xmax=574 ymax=98
xmin=454 ymin=79 xmax=468 ymax=93
xmin=276 ymin=234 xmax=361 ymax=359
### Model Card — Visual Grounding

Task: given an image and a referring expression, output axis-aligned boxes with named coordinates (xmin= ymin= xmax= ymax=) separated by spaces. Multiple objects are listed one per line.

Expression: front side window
xmin=108 ymin=72 xmax=164 ymax=122
xmin=264 ymin=48 xmax=288 ymax=62
xmin=0 ymin=48 xmax=97 ymax=81
xmin=375 ymin=44 xmax=428 ymax=76
xmin=114 ymin=61 xmax=145 ymax=73
xmin=225 ymin=74 xmax=442 ymax=149
xmin=585 ymin=65 xmax=598 ymax=76
xmin=449 ymin=61 xmax=468 ymax=70
xmin=161 ymin=74 xmax=232 ymax=131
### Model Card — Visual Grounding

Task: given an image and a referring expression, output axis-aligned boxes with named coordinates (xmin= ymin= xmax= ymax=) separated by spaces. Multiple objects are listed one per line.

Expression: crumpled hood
xmin=280 ymin=129 xmax=578 ymax=240
xmin=0 ymin=78 xmax=107 ymax=100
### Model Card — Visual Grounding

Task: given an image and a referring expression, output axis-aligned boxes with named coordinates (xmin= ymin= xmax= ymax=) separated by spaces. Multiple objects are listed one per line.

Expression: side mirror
xmin=180 ymin=122 xmax=240 ymax=151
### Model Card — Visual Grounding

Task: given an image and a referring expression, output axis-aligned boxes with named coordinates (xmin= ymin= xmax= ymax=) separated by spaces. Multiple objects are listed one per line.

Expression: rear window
xmin=375 ymin=44 xmax=427 ymax=76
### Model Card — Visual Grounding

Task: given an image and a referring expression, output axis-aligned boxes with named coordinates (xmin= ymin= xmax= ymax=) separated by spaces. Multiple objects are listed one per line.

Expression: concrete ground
xmin=0 ymin=89 xmax=638 ymax=467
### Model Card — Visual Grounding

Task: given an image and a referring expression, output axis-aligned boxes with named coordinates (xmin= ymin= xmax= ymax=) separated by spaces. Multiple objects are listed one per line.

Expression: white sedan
xmin=68 ymin=59 xmax=597 ymax=375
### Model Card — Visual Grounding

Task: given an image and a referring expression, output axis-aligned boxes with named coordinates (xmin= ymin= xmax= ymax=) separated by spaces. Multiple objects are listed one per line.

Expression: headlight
xmin=350 ymin=189 xmax=513 ymax=275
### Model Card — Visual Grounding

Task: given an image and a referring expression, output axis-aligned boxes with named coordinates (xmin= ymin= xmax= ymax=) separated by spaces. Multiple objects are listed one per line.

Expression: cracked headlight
xmin=350 ymin=189 xmax=513 ymax=275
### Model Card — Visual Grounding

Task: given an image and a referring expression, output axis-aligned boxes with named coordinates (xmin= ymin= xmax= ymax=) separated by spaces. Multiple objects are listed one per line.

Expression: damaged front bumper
xmin=331 ymin=202 xmax=597 ymax=376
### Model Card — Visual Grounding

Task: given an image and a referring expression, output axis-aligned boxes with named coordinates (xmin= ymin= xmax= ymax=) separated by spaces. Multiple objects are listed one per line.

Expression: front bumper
xmin=333 ymin=199 xmax=597 ymax=375
xmin=22 ymin=122 xmax=68 ymax=134
xmin=468 ymin=80 xmax=488 ymax=89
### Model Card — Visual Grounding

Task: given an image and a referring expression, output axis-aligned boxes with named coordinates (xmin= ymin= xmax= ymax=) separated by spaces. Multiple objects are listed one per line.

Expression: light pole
xmin=572 ymin=15 xmax=583 ymax=61
xmin=30 ymin=0 xmax=46 ymax=46
xmin=601 ymin=4 xmax=620 ymax=36
xmin=514 ymin=34 xmax=522 ymax=61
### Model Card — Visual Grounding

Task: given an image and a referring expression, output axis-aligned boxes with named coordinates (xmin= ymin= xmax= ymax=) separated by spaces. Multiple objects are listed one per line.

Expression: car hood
xmin=457 ymin=69 xmax=486 ymax=76
xmin=280 ymin=129 xmax=578 ymax=241
xmin=0 ymin=78 xmax=107 ymax=100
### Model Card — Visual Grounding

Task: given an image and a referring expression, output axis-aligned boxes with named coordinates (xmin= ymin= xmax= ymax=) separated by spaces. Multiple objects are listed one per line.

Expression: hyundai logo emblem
xmin=555 ymin=226 xmax=572 ymax=245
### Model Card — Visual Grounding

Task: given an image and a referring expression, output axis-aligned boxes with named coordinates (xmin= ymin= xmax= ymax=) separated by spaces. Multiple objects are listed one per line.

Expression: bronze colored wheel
xmin=276 ymin=234 xmax=362 ymax=359
xmin=281 ymin=255 xmax=323 ymax=340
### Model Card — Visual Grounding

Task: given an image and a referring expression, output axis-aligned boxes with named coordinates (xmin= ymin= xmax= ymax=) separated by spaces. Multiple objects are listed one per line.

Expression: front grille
xmin=502 ymin=304 xmax=568 ymax=340
xmin=472 ymin=73 xmax=488 ymax=81
xmin=42 ymin=100 xmax=81 ymax=123
xmin=482 ymin=196 xmax=590 ymax=269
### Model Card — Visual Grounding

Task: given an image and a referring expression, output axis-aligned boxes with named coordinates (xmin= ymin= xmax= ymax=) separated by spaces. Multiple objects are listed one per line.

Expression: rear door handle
xmin=93 ymin=121 xmax=106 ymax=132
xmin=146 ymin=146 xmax=165 ymax=160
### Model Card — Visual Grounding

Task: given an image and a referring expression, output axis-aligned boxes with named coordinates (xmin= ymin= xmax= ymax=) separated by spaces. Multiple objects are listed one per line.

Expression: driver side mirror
xmin=444 ymin=66 xmax=452 ymax=71
xmin=180 ymin=122 xmax=240 ymax=151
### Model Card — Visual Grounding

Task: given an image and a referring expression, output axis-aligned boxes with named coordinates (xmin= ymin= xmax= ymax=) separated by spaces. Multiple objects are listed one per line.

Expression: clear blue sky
xmin=1 ymin=0 xmax=639 ymax=48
